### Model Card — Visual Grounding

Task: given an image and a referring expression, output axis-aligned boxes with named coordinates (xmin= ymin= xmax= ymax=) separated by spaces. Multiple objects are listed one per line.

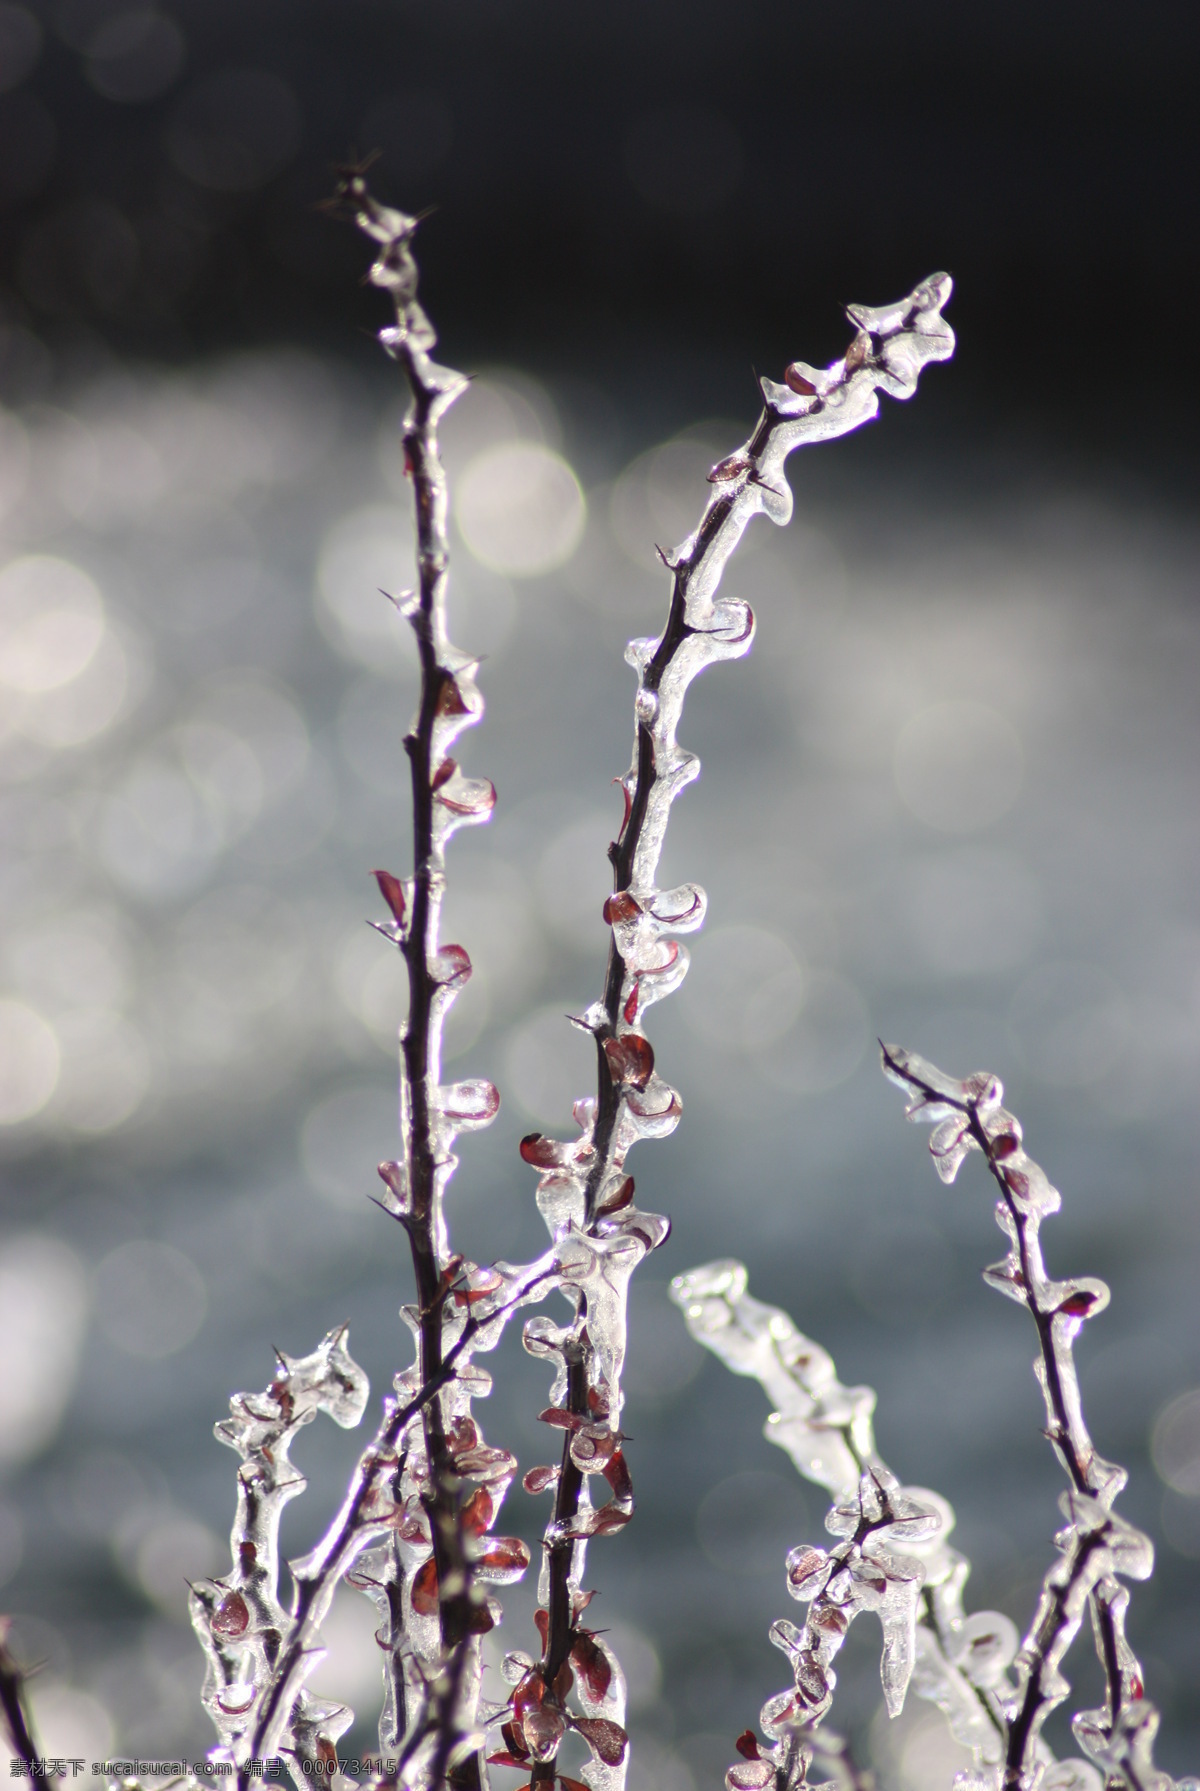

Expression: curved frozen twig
xmin=189 ymin=1326 xmax=371 ymax=1782
xmin=671 ymin=1263 xmax=1029 ymax=1790
xmin=508 ymin=273 xmax=955 ymax=1791
xmin=882 ymin=1043 xmax=1193 ymax=1791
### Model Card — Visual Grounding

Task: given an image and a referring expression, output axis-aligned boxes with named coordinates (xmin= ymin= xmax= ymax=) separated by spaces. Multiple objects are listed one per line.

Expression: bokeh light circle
xmin=456 ymin=441 xmax=584 ymax=577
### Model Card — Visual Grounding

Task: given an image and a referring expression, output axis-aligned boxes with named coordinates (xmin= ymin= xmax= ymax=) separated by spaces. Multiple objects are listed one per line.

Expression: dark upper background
xmin=2 ymin=0 xmax=1198 ymax=478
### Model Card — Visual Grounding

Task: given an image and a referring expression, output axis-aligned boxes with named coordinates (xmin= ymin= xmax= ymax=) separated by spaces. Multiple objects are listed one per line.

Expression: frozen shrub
xmin=6 ymin=170 xmax=1185 ymax=1791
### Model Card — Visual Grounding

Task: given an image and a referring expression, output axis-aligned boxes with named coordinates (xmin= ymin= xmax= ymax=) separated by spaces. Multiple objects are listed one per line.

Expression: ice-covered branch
xmin=189 ymin=1326 xmax=370 ymax=1784
xmin=512 ymin=274 xmax=954 ymax=1791
xmin=671 ymin=1263 xmax=1028 ymax=1790
xmin=191 ymin=173 xmax=549 ymax=1791
xmin=882 ymin=1044 xmax=1192 ymax=1791
xmin=335 ymin=170 xmax=530 ymax=1790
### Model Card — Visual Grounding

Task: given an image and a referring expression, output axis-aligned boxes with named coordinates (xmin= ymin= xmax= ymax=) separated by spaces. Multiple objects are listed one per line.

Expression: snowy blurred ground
xmin=1 ymin=346 xmax=1199 ymax=1786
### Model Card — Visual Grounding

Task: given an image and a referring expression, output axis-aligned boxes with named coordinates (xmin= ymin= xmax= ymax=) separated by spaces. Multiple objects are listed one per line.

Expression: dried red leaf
xmin=513 ymin=1670 xmax=546 ymax=1720
xmin=431 ymin=757 xmax=456 ymax=791
xmin=238 ymin=1540 xmax=257 ymax=1574
xmin=1003 ymin=1167 xmax=1030 ymax=1197
xmin=441 ymin=1080 xmax=501 ymax=1126
xmin=571 ymin=1427 xmax=618 ymax=1470
xmin=487 ymin=1754 xmax=530 ymax=1770
xmin=315 ymin=1739 xmax=339 ymax=1776
xmin=552 ymin=1660 xmax=574 ymax=1702
xmin=587 ymin=1384 xmax=610 ymax=1418
xmin=843 ymin=332 xmax=871 ymax=373
xmin=268 ymin=1377 xmax=295 ymax=1422
xmin=625 ymin=1082 xmax=680 ymax=1123
xmin=523 ymin=1465 xmax=559 ymax=1495
xmin=603 ymin=1449 xmax=633 ymax=1502
xmin=448 ymin=1415 xmax=480 ymax=1451
xmin=468 ymin=1601 xmax=496 ymax=1634
xmin=787 ymin=1547 xmax=827 ymax=1593
xmin=602 ymin=891 xmax=642 ymax=926
xmin=613 ymin=777 xmax=632 ymax=836
xmin=479 ymin=1536 xmax=531 ymax=1573
xmin=438 ymin=1252 xmax=466 ymax=1291
xmin=649 ymin=887 xmax=703 ymax=926
xmin=581 ymin=1502 xmax=631 ymax=1536
xmin=1058 ymin=1291 xmax=1098 ymax=1317
xmin=462 ymin=1486 xmax=494 ymax=1535
xmin=519 ymin=1133 xmax=574 ymax=1169
xmin=812 ymin=1604 xmax=848 ymax=1635
xmin=639 ymin=940 xmax=680 ymax=981
xmin=377 ymin=1159 xmax=407 ymax=1204
xmin=436 ymin=675 xmax=469 ymax=716
xmin=212 ymin=1591 xmax=250 ymax=1639
xmin=572 ymin=1717 xmax=627 ymax=1766
xmin=570 ymin=1631 xmax=612 ymax=1703
xmin=735 ymin=1732 xmax=760 ymax=1761
xmin=392 ymin=1511 xmax=428 ymax=1544
xmin=217 ymin=1688 xmax=257 ymax=1716
xmin=603 ymin=1033 xmax=654 ymax=1090
xmin=533 ymin=1608 xmax=549 ymax=1649
xmin=623 ymin=982 xmax=640 ymax=1024
xmin=538 ymin=1406 xmax=585 ymax=1432
xmin=596 ymin=1175 xmax=635 ymax=1216
xmin=621 ymin=1212 xmax=671 ymax=1250
xmin=707 ymin=454 xmax=751 ymax=485
xmin=727 ymin=1762 xmax=774 ymax=1791
xmin=431 ymin=943 xmax=472 ymax=986
xmin=372 ymin=869 xmax=407 ymax=927
xmin=455 ymin=1282 xmax=501 ymax=1307
xmin=990 ymin=1132 xmax=1021 ymax=1160
xmin=411 ymin=1557 xmax=439 ymax=1615
xmin=438 ymin=775 xmax=498 ymax=817
xmin=707 ymin=600 xmax=755 ymax=645
xmin=783 ymin=363 xmax=817 ymax=396
xmin=524 ymin=1704 xmax=567 ymax=1758
xmin=501 ymin=1721 xmax=531 ymax=1761
xmin=455 ymin=1443 xmax=518 ymax=1481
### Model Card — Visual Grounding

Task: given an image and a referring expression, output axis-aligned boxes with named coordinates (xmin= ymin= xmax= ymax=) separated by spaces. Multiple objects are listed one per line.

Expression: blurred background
xmin=1 ymin=1 xmax=1199 ymax=1785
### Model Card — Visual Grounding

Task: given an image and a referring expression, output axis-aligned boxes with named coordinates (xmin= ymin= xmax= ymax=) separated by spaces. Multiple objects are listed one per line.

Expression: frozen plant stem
xmin=191 ymin=169 xmax=953 ymax=1791
xmin=671 ymin=1260 xmax=1023 ymax=1791
xmin=342 ymin=168 xmax=508 ymax=1790
xmin=672 ymin=1042 xmax=1200 ymax=1791
xmin=882 ymin=1045 xmax=1186 ymax=1791
xmin=515 ymin=258 xmax=955 ymax=1791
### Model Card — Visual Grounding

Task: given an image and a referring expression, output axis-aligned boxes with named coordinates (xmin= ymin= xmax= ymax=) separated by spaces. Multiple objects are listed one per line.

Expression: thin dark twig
xmin=0 ymin=1625 xmax=40 ymax=1784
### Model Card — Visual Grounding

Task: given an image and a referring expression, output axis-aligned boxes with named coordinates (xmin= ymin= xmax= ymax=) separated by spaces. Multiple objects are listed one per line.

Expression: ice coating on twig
xmin=512 ymin=277 xmax=952 ymax=1791
xmin=670 ymin=1264 xmax=1029 ymax=1787
xmin=882 ymin=1043 xmax=1194 ymax=1791
xmin=193 ymin=223 xmax=952 ymax=1791
xmin=336 ymin=172 xmax=529 ymax=1790
xmin=189 ymin=1327 xmax=369 ymax=1778
xmin=192 ymin=175 xmax=549 ymax=1791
